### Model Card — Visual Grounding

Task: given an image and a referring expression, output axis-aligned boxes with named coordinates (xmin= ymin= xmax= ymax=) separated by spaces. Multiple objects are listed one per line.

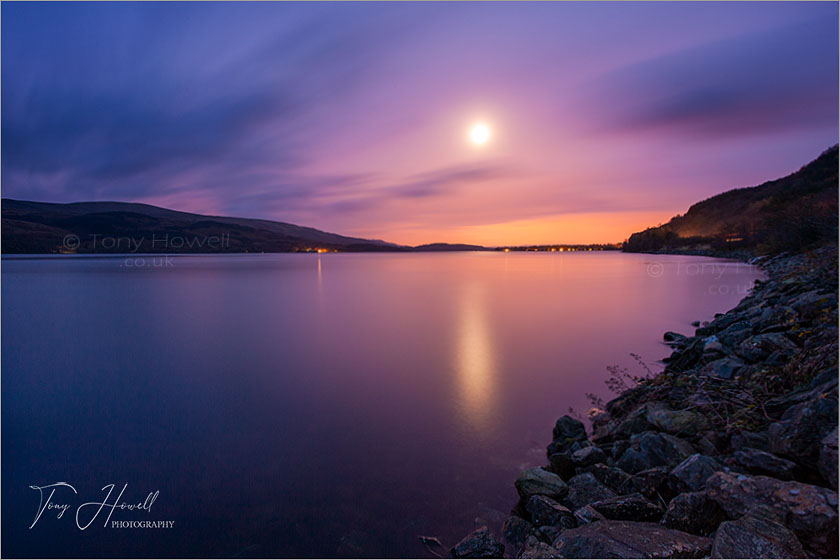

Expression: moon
xmin=468 ymin=123 xmax=491 ymax=146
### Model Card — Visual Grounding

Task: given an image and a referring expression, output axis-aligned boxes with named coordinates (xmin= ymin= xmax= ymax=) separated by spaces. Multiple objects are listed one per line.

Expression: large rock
xmin=645 ymin=403 xmax=709 ymax=437
xmin=515 ymin=468 xmax=569 ymax=502
xmin=571 ymin=446 xmax=607 ymax=468
xmin=669 ymin=454 xmax=722 ymax=492
xmin=699 ymin=357 xmax=745 ymax=380
xmin=701 ymin=335 xmax=726 ymax=359
xmin=754 ymin=305 xmax=797 ymax=334
xmin=525 ymin=495 xmax=576 ymax=529
xmin=534 ymin=525 xmax=561 ymax=545
xmin=588 ymin=408 xmax=613 ymax=441
xmin=616 ymin=432 xmax=695 ymax=474
xmin=665 ymin=338 xmax=706 ymax=373
xmin=706 ymin=472 xmax=839 ymax=557
xmin=732 ymin=448 xmax=797 ymax=480
xmin=737 ymin=333 xmax=797 ymax=363
xmin=661 ymin=491 xmax=725 ymax=536
xmin=711 ymin=514 xmax=806 ymax=559
xmin=789 ymin=289 xmax=837 ymax=320
xmin=573 ymin=504 xmax=606 ymax=525
xmin=595 ymin=404 xmax=655 ymax=443
xmin=768 ymin=395 xmax=838 ymax=470
xmin=548 ymin=453 xmax=576 ymax=480
xmin=618 ymin=467 xmax=677 ymax=503
xmin=580 ymin=463 xmax=631 ymax=492
xmin=764 ymin=368 xmax=838 ymax=417
xmin=550 ymin=415 xmax=587 ymax=453
xmin=819 ymin=427 xmax=838 ymax=489
xmin=452 ymin=526 xmax=504 ymax=558
xmin=517 ymin=536 xmax=561 ymax=559
xmin=730 ymin=430 xmax=771 ymax=453
xmin=552 ymin=520 xmax=712 ymax=558
xmin=560 ymin=472 xmax=617 ymax=511
xmin=618 ymin=466 xmax=673 ymax=501
xmin=588 ymin=493 xmax=662 ymax=522
xmin=716 ymin=321 xmax=753 ymax=347
xmin=502 ymin=516 xmax=535 ymax=554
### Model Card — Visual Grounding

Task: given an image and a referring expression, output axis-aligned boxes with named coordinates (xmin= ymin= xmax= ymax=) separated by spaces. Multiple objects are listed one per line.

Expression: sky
xmin=2 ymin=1 xmax=838 ymax=246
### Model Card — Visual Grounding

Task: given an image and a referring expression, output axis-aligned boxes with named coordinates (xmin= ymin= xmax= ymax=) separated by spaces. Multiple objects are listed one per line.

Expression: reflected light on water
xmin=316 ymin=256 xmax=325 ymax=314
xmin=456 ymin=284 xmax=497 ymax=433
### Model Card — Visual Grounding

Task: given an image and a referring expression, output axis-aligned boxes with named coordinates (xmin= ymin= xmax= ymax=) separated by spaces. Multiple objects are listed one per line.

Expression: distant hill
xmin=0 ymin=199 xmax=400 ymax=254
xmin=623 ymin=146 xmax=839 ymax=256
xmin=411 ymin=243 xmax=489 ymax=252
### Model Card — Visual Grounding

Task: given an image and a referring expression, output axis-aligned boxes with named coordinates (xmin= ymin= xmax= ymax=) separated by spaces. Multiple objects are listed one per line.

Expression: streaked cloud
xmin=1 ymin=1 xmax=837 ymax=244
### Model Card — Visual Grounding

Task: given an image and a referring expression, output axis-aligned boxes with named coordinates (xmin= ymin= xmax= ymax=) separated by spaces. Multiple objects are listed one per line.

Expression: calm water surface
xmin=1 ymin=252 xmax=760 ymax=557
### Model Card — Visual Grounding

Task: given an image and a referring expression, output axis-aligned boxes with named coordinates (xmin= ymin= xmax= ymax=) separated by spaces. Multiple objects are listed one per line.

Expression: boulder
xmin=645 ymin=403 xmax=709 ymax=437
xmin=716 ymin=321 xmax=753 ymax=347
xmin=525 ymin=495 xmax=576 ymax=529
xmin=669 ymin=454 xmax=723 ymax=492
xmin=552 ymin=520 xmax=712 ymax=558
xmin=560 ymin=472 xmax=617 ymax=511
xmin=730 ymin=430 xmax=771 ymax=453
xmin=580 ymin=463 xmax=631 ymax=492
xmin=694 ymin=430 xmax=726 ymax=456
xmin=665 ymin=338 xmax=705 ymax=372
xmin=597 ymin=404 xmax=656 ymax=443
xmin=754 ymin=305 xmax=797 ymax=333
xmin=661 ymin=491 xmax=725 ymax=536
xmin=611 ymin=439 xmax=631 ymax=460
xmin=706 ymin=472 xmax=838 ymax=557
xmin=573 ymin=504 xmax=606 ymax=525
xmin=452 ymin=526 xmax=504 ymax=559
xmin=663 ymin=331 xmax=687 ymax=342
xmin=618 ymin=466 xmax=672 ymax=501
xmin=551 ymin=415 xmax=587 ymax=450
xmin=616 ymin=432 xmax=695 ymax=474
xmin=732 ymin=448 xmax=797 ymax=480
xmin=764 ymin=368 xmax=837 ymax=417
xmin=547 ymin=438 xmax=588 ymax=456
xmin=699 ymin=357 xmax=745 ymax=380
xmin=663 ymin=331 xmax=687 ymax=346
xmin=737 ymin=333 xmax=797 ymax=363
xmin=702 ymin=336 xmax=726 ymax=358
xmin=588 ymin=493 xmax=663 ymax=522
xmin=534 ymin=525 xmax=561 ymax=545
xmin=711 ymin=514 xmax=806 ymax=559
xmin=571 ymin=446 xmax=607 ymax=468
xmin=547 ymin=452 xmax=576 ymax=480
xmin=768 ymin=395 xmax=837 ymax=471
xmin=517 ymin=537 xmax=561 ymax=559
xmin=515 ymin=468 xmax=569 ymax=502
xmin=502 ymin=516 xmax=535 ymax=554
xmin=789 ymin=289 xmax=837 ymax=320
xmin=819 ymin=427 xmax=838 ymax=489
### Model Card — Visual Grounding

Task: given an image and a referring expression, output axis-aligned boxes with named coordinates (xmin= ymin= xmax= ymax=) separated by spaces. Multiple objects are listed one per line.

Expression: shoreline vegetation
xmin=447 ymin=247 xmax=838 ymax=559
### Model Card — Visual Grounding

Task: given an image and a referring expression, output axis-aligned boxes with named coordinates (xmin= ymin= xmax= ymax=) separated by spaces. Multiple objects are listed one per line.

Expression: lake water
xmin=1 ymin=252 xmax=760 ymax=558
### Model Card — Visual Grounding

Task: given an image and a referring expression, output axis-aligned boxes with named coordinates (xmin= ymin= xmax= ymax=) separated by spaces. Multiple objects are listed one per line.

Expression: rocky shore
xmin=452 ymin=246 xmax=839 ymax=559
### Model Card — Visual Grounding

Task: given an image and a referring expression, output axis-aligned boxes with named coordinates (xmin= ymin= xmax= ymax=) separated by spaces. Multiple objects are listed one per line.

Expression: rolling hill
xmin=623 ymin=146 xmax=839 ymax=255
xmin=0 ymin=199 xmax=400 ymax=253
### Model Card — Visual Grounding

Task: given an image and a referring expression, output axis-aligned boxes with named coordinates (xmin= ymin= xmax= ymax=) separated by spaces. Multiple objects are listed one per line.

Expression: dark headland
xmin=447 ymin=146 xmax=839 ymax=559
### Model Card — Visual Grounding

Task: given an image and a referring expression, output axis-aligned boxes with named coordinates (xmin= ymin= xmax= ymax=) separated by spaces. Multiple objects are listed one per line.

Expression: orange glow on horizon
xmin=349 ymin=210 xmax=672 ymax=248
